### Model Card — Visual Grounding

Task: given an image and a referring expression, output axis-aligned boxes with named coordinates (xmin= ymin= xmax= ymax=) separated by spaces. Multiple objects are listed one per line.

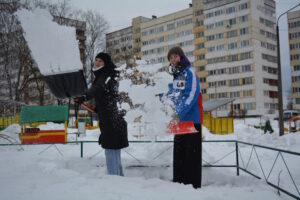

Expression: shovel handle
xmin=81 ymin=102 xmax=96 ymax=113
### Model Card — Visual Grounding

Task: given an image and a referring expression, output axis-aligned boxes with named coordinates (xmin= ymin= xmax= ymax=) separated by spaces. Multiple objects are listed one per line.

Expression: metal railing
xmin=0 ymin=139 xmax=299 ymax=199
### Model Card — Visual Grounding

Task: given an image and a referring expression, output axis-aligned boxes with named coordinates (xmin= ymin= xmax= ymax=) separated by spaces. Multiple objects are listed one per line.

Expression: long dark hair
xmin=167 ymin=46 xmax=185 ymax=61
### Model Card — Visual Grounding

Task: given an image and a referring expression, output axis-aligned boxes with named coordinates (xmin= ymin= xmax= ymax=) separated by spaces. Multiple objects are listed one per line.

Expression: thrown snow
xmin=118 ymin=62 xmax=174 ymax=136
xmin=16 ymin=8 xmax=82 ymax=76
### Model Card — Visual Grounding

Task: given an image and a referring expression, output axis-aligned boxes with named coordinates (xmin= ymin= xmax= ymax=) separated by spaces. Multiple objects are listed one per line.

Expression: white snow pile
xmin=1 ymin=119 xmax=300 ymax=200
xmin=118 ymin=61 xmax=174 ymax=137
xmin=16 ymin=8 xmax=82 ymax=76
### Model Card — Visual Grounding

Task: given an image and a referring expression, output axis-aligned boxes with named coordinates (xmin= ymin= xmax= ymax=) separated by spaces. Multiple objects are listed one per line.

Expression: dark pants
xmin=173 ymin=124 xmax=202 ymax=188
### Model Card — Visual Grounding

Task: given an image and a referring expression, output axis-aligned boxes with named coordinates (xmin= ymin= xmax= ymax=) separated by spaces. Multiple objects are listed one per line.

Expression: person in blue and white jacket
xmin=165 ymin=46 xmax=203 ymax=189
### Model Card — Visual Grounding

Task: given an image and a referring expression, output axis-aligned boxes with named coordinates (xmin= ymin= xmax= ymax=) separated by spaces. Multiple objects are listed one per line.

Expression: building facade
xmin=105 ymin=0 xmax=279 ymax=116
xmin=106 ymin=26 xmax=133 ymax=64
xmin=288 ymin=10 xmax=300 ymax=110
xmin=199 ymin=0 xmax=278 ymax=116
xmin=140 ymin=6 xmax=194 ymax=67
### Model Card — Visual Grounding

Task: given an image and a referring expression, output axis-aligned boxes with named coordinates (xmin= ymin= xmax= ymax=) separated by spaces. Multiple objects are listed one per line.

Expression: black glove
xmin=74 ymin=96 xmax=86 ymax=105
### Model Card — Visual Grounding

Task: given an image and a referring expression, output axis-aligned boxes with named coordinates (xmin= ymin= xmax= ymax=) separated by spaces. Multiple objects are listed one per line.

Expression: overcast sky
xmin=68 ymin=0 xmax=300 ymax=106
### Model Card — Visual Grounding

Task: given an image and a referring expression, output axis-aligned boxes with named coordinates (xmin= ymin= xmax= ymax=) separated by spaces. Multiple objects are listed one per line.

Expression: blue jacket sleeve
xmin=176 ymin=69 xmax=200 ymax=119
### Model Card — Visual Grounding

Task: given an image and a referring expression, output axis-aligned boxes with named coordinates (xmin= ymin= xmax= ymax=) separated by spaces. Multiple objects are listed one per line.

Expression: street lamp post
xmin=276 ymin=3 xmax=300 ymax=136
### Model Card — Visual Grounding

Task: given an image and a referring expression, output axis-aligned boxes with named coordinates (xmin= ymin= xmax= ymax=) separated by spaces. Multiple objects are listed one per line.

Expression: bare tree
xmin=48 ymin=0 xmax=72 ymax=18
xmin=80 ymin=10 xmax=109 ymax=83
xmin=0 ymin=3 xmax=21 ymax=101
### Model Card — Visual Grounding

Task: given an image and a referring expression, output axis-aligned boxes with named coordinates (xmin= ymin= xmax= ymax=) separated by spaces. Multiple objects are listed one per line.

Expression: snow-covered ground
xmin=7 ymin=7 xmax=299 ymax=200
xmin=1 ymin=119 xmax=300 ymax=200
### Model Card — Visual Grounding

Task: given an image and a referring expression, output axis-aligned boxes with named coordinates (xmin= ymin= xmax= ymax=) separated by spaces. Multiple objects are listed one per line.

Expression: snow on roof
xmin=16 ymin=8 xmax=82 ymax=76
xmin=203 ymin=98 xmax=235 ymax=112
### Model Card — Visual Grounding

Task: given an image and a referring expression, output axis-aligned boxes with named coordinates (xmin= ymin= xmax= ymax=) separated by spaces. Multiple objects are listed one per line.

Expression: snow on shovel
xmin=16 ymin=8 xmax=86 ymax=99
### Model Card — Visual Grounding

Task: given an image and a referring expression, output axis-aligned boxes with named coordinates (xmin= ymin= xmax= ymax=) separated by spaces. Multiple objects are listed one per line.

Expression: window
xmin=197 ymin=43 xmax=205 ymax=49
xmin=195 ymin=10 xmax=203 ymax=16
xmin=296 ymin=98 xmax=300 ymax=104
xmin=241 ymin=64 xmax=251 ymax=72
xmin=243 ymin=90 xmax=252 ymax=97
xmin=228 ymin=54 xmax=238 ymax=62
xmin=157 ymin=57 xmax=164 ymax=63
xmin=216 ymin=44 xmax=224 ymax=51
xmin=227 ymin=30 xmax=237 ymax=38
xmin=197 ymin=54 xmax=205 ymax=60
xmin=185 ymin=40 xmax=193 ymax=46
xmin=240 ymin=52 xmax=251 ymax=60
xmin=157 ymin=47 xmax=164 ymax=53
xmin=186 ymin=51 xmax=193 ymax=57
xmin=149 ymin=28 xmax=155 ymax=34
xmin=230 ymin=91 xmax=240 ymax=98
xmin=233 ymin=104 xmax=240 ymax=110
xmin=227 ymin=18 xmax=236 ymax=26
xmin=142 ymin=31 xmax=148 ymax=36
xmin=206 ymin=23 xmax=215 ymax=30
xmin=149 ymin=39 xmax=155 ymax=44
xmin=206 ymin=12 xmax=214 ymax=18
xmin=207 ymin=56 xmax=226 ymax=64
xmin=290 ymin=21 xmax=300 ymax=29
xmin=197 ymin=66 xmax=205 ymax=71
xmin=294 ymin=65 xmax=300 ymax=71
xmin=260 ymin=17 xmax=275 ymax=28
xmin=291 ymin=43 xmax=300 ymax=50
xmin=207 ymin=35 xmax=215 ymax=41
xmin=240 ymin=27 xmax=249 ymax=35
xmin=157 ymin=36 xmax=164 ymax=43
xmin=185 ymin=29 xmax=193 ymax=35
xmin=230 ymin=79 xmax=240 ymax=86
xmin=239 ymin=3 xmax=248 ymax=10
xmin=262 ymin=54 xmax=277 ymax=63
xmin=239 ymin=15 xmax=248 ymax=23
xmin=167 ymin=23 xmax=175 ymax=30
xmin=291 ymin=32 xmax=300 ymax=39
xmin=242 ymin=77 xmax=252 ymax=85
xmin=226 ymin=6 xmax=236 ymax=14
xmin=207 ymin=46 xmax=215 ymax=52
xmin=168 ymin=34 xmax=176 ymax=41
xmin=292 ymin=54 xmax=300 ymax=61
xmin=229 ymin=66 xmax=239 ymax=74
xmin=215 ymin=21 xmax=224 ymax=28
xmin=216 ymin=33 xmax=224 ymax=39
xmin=294 ymin=76 xmax=300 ymax=82
xmin=196 ymin=20 xmax=203 ymax=27
xmin=156 ymin=26 xmax=164 ymax=33
xmin=244 ymin=103 xmax=253 ymax=110
xmin=215 ymin=9 xmax=223 ymax=16
xmin=228 ymin=42 xmax=237 ymax=50
xmin=196 ymin=32 xmax=204 ymax=38
xmin=241 ymin=40 xmax=250 ymax=47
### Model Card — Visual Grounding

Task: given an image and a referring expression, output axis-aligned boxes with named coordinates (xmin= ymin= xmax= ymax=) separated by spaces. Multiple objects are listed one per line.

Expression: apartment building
xmin=106 ymin=26 xmax=133 ymax=64
xmin=199 ymin=0 xmax=278 ymax=116
xmin=288 ymin=10 xmax=300 ymax=110
xmin=140 ymin=6 xmax=194 ymax=67
xmin=105 ymin=0 xmax=278 ymax=116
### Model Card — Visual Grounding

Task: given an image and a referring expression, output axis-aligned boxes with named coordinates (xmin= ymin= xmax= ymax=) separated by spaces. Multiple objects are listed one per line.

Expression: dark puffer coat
xmin=86 ymin=64 xmax=128 ymax=149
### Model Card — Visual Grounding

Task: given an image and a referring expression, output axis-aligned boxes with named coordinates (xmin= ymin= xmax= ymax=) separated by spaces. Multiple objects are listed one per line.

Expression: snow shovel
xmin=167 ymin=121 xmax=198 ymax=135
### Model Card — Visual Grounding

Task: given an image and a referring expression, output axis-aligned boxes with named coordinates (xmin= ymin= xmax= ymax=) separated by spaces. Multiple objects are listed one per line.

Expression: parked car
xmin=275 ymin=110 xmax=300 ymax=121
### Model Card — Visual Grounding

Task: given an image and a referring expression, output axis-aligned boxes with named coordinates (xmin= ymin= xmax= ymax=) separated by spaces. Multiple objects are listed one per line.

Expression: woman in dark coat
xmin=76 ymin=52 xmax=128 ymax=176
